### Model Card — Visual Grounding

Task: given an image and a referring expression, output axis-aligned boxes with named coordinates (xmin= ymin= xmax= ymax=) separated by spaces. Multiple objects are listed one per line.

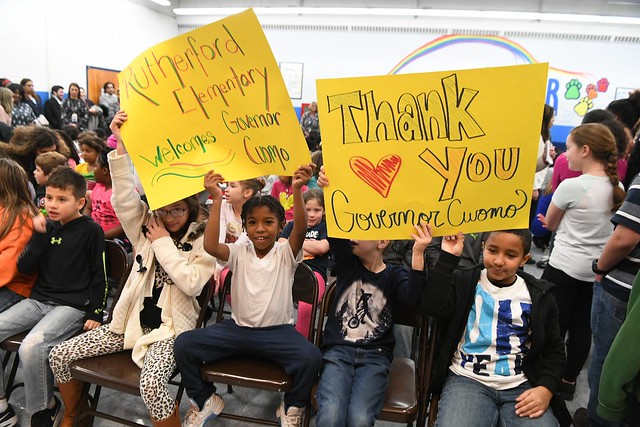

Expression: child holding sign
xmin=175 ymin=164 xmax=322 ymax=427
xmin=421 ymin=229 xmax=571 ymax=426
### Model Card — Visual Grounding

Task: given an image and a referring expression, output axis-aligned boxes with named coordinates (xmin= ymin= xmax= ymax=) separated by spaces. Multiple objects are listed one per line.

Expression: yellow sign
xmin=118 ymin=9 xmax=310 ymax=210
xmin=317 ymin=63 xmax=548 ymax=239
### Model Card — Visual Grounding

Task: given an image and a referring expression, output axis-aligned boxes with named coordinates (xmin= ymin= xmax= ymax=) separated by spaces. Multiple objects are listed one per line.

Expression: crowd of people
xmin=0 ymin=75 xmax=639 ymax=427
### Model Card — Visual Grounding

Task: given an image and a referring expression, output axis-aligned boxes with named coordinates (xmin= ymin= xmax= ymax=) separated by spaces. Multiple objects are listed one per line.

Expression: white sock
xmin=0 ymin=397 xmax=8 ymax=412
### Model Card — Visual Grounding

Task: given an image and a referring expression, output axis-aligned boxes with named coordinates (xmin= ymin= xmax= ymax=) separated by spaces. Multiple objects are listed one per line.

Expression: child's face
xmin=45 ymin=186 xmax=84 ymax=225
xmin=34 ymin=166 xmax=46 ymax=186
xmin=80 ymin=144 xmax=99 ymax=164
xmin=225 ymin=181 xmax=248 ymax=205
xmin=93 ymin=164 xmax=110 ymax=185
xmin=155 ymin=201 xmax=190 ymax=235
xmin=305 ymin=198 xmax=324 ymax=228
xmin=482 ymin=232 xmax=531 ymax=285
xmin=245 ymin=205 xmax=283 ymax=258
xmin=278 ymin=176 xmax=291 ymax=185
xmin=564 ymin=135 xmax=584 ymax=172
xmin=350 ymin=239 xmax=385 ymax=258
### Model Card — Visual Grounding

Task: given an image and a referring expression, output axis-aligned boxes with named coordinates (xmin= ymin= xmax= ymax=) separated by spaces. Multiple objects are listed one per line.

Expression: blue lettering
xmin=546 ymin=79 xmax=559 ymax=112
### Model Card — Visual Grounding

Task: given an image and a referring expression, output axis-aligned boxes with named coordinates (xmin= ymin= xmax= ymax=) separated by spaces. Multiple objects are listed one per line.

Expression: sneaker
xmin=276 ymin=401 xmax=304 ymax=427
xmin=573 ymin=407 xmax=591 ymax=427
xmin=0 ymin=405 xmax=18 ymax=427
xmin=31 ymin=396 xmax=62 ymax=427
xmin=182 ymin=393 xmax=224 ymax=427
xmin=560 ymin=381 xmax=576 ymax=401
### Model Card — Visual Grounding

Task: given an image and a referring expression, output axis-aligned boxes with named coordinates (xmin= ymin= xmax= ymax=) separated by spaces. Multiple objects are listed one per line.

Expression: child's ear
xmin=378 ymin=240 xmax=390 ymax=251
xmin=520 ymin=252 xmax=532 ymax=267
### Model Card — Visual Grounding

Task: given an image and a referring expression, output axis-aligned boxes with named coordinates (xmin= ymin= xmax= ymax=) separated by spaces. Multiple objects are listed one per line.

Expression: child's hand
xmin=441 ymin=232 xmax=465 ymax=256
xmin=411 ymin=222 xmax=433 ymax=253
xmin=203 ymin=170 xmax=225 ymax=200
xmin=33 ymin=213 xmax=47 ymax=233
xmin=514 ymin=385 xmax=553 ymax=418
xmin=292 ymin=163 xmax=315 ymax=190
xmin=110 ymin=111 xmax=127 ymax=146
xmin=536 ymin=213 xmax=548 ymax=228
xmin=317 ymin=165 xmax=329 ymax=188
xmin=145 ymin=216 xmax=170 ymax=242
xmin=83 ymin=319 xmax=101 ymax=331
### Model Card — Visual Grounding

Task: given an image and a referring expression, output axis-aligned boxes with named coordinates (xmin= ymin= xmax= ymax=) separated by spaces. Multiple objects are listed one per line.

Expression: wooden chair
xmin=313 ymin=279 xmax=430 ymax=426
xmin=69 ymin=269 xmax=215 ymax=426
xmin=199 ymin=262 xmax=319 ymax=426
xmin=0 ymin=239 xmax=130 ymax=399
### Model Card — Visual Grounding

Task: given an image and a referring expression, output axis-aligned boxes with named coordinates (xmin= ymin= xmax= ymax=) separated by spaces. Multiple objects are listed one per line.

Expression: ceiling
xmin=136 ymin=0 xmax=640 ymax=19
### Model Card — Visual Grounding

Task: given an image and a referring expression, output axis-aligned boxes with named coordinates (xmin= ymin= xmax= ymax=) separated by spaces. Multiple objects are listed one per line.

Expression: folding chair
xmin=313 ymin=279 xmax=429 ymax=426
xmin=200 ymin=262 xmax=319 ymax=426
xmin=0 ymin=239 xmax=130 ymax=399
xmin=69 ymin=271 xmax=214 ymax=426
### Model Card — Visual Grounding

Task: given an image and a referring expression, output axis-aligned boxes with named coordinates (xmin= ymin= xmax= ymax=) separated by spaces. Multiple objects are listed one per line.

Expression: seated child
xmin=278 ymin=188 xmax=330 ymax=338
xmin=74 ymin=131 xmax=107 ymax=190
xmin=314 ymin=171 xmax=427 ymax=427
xmin=174 ymin=164 xmax=322 ymax=427
xmin=421 ymin=229 xmax=570 ymax=427
xmin=270 ymin=175 xmax=308 ymax=222
xmin=82 ymin=147 xmax=131 ymax=251
xmin=33 ymin=151 xmax=69 ymax=211
xmin=0 ymin=166 xmax=107 ymax=427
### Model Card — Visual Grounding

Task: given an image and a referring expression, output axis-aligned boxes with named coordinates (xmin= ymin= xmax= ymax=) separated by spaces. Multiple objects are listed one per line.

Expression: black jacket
xmin=43 ymin=98 xmax=62 ymax=129
xmin=421 ymin=252 xmax=571 ymax=426
xmin=18 ymin=216 xmax=108 ymax=322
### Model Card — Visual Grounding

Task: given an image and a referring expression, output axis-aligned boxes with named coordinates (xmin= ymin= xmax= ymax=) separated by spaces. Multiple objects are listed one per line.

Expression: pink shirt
xmin=552 ymin=153 xmax=628 ymax=192
xmin=270 ymin=180 xmax=308 ymax=221
xmin=91 ymin=183 xmax=121 ymax=232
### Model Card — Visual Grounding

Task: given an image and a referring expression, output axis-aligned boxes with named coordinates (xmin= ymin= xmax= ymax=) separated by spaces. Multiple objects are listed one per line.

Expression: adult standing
xmin=44 ymin=86 xmax=64 ymax=130
xmin=7 ymin=84 xmax=36 ymax=128
xmin=20 ymin=79 xmax=43 ymax=117
xmin=0 ymin=87 xmax=13 ymax=126
xmin=300 ymin=101 xmax=320 ymax=151
xmin=98 ymin=82 xmax=119 ymax=126
xmin=62 ymin=83 xmax=89 ymax=131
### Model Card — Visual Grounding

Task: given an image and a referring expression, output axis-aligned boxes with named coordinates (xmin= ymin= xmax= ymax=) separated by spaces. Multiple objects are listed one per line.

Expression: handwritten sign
xmin=317 ymin=63 xmax=548 ymax=239
xmin=118 ymin=9 xmax=310 ymax=210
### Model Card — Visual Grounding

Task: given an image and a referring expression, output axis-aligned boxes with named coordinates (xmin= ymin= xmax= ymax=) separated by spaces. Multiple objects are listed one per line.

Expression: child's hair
xmin=541 ymin=104 xmax=554 ymax=141
xmin=485 ymin=229 xmax=531 ymax=255
xmin=582 ymin=109 xmax=615 ymax=125
xmin=46 ymin=166 xmax=87 ymax=200
xmin=601 ymin=118 xmax=630 ymax=159
xmin=96 ymin=148 xmax=113 ymax=169
xmin=35 ymin=152 xmax=69 ymax=176
xmin=311 ymin=150 xmax=324 ymax=178
xmin=606 ymin=91 xmax=640 ymax=131
xmin=303 ymin=188 xmax=325 ymax=209
xmin=570 ymin=123 xmax=626 ymax=211
xmin=241 ymin=195 xmax=285 ymax=227
xmin=77 ymin=131 xmax=107 ymax=153
xmin=0 ymin=87 xmax=13 ymax=116
xmin=54 ymin=129 xmax=81 ymax=164
xmin=3 ymin=126 xmax=69 ymax=159
xmin=0 ymin=158 xmax=37 ymax=241
xmin=61 ymin=125 xmax=81 ymax=142
xmin=239 ymin=177 xmax=266 ymax=197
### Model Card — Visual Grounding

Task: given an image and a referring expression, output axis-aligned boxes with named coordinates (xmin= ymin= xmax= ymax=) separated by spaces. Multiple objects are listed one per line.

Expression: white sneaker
xmin=182 ymin=393 xmax=224 ymax=427
xmin=276 ymin=401 xmax=304 ymax=427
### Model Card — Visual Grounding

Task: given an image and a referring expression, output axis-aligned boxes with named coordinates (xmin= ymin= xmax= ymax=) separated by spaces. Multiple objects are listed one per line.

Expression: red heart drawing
xmin=349 ymin=154 xmax=402 ymax=198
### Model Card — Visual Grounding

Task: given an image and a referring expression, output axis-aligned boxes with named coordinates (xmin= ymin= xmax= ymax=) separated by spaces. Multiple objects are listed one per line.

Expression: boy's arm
xmin=85 ymin=223 xmax=108 ymax=327
xmin=203 ymin=171 xmax=230 ymax=262
xmin=288 ymin=164 xmax=314 ymax=257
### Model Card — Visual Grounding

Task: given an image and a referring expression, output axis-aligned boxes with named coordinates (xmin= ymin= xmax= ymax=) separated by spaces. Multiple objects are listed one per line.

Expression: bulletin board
xmin=279 ymin=62 xmax=304 ymax=99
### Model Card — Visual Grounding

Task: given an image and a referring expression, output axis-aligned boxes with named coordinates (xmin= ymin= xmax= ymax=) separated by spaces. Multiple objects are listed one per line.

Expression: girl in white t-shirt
xmin=537 ymin=123 xmax=626 ymax=401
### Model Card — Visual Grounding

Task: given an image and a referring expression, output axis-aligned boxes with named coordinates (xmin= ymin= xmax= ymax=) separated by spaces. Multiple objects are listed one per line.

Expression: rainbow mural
xmin=389 ymin=34 xmax=589 ymax=77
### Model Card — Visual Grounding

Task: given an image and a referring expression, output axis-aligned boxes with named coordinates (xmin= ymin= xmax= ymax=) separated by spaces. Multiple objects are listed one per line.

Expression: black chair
xmin=199 ymin=263 xmax=319 ymax=426
xmin=0 ymin=239 xmax=130 ymax=399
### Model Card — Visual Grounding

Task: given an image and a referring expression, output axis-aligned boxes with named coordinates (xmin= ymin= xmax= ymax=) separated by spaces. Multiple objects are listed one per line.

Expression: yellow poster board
xmin=118 ymin=9 xmax=310 ymax=210
xmin=316 ymin=63 xmax=548 ymax=239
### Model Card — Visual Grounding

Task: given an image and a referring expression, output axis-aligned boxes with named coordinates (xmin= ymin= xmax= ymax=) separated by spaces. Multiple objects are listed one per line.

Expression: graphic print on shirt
xmin=335 ymin=280 xmax=390 ymax=343
xmin=455 ymin=282 xmax=532 ymax=378
xmin=303 ymin=229 xmax=320 ymax=261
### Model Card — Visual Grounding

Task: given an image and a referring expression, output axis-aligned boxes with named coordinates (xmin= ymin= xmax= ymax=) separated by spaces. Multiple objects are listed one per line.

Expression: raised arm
xmin=110 ymin=111 xmax=128 ymax=155
xmin=203 ymin=171 xmax=230 ymax=262
xmin=288 ymin=163 xmax=314 ymax=256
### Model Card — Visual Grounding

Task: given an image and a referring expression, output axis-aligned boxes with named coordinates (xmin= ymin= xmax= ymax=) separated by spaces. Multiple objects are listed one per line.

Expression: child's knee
xmin=303 ymin=344 xmax=322 ymax=371
xmin=18 ymin=332 xmax=46 ymax=358
xmin=346 ymin=410 xmax=375 ymax=427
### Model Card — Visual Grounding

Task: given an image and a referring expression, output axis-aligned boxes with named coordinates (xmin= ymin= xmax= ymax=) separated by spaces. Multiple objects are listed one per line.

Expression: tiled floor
xmin=5 ymin=243 xmax=589 ymax=426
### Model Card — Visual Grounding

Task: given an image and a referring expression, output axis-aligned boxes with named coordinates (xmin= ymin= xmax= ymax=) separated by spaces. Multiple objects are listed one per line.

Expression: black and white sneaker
xmin=0 ymin=404 xmax=18 ymax=427
xmin=30 ymin=396 xmax=62 ymax=427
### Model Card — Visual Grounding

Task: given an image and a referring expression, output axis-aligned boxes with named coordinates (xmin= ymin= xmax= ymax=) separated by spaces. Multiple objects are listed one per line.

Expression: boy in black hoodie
xmin=0 ymin=166 xmax=107 ymax=427
xmin=422 ymin=229 xmax=571 ymax=427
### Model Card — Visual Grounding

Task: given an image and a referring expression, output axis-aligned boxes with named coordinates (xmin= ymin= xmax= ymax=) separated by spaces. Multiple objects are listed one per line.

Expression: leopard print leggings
xmin=49 ymin=324 xmax=177 ymax=420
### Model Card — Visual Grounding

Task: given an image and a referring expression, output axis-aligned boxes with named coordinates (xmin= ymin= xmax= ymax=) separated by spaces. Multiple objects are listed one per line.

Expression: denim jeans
xmin=0 ymin=287 xmax=24 ymax=314
xmin=0 ymin=298 xmax=84 ymax=414
xmin=315 ymin=346 xmax=391 ymax=427
xmin=588 ymin=282 xmax=627 ymax=427
xmin=174 ymin=319 xmax=322 ymax=410
xmin=436 ymin=373 xmax=559 ymax=427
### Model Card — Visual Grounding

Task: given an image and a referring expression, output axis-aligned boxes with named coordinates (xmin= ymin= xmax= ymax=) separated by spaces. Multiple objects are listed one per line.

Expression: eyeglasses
xmin=154 ymin=208 xmax=188 ymax=218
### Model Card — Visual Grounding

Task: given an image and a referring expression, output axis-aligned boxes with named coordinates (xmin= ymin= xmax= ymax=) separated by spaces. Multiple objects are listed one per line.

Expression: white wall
xmin=0 ymin=0 xmax=179 ymax=93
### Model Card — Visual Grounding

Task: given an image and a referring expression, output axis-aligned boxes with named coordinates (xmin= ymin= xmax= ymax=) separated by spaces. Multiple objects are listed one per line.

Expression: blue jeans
xmin=315 ymin=346 xmax=391 ymax=427
xmin=0 ymin=298 xmax=84 ymax=414
xmin=0 ymin=287 xmax=24 ymax=314
xmin=174 ymin=319 xmax=322 ymax=410
xmin=436 ymin=373 xmax=559 ymax=427
xmin=588 ymin=282 xmax=627 ymax=427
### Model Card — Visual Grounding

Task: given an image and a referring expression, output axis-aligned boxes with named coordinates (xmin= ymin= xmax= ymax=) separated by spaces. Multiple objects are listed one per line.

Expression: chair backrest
xmin=216 ymin=263 xmax=320 ymax=342
xmin=104 ymin=240 xmax=132 ymax=323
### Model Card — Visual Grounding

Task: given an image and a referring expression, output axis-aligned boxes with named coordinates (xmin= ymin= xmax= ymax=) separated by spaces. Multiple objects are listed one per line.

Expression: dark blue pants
xmin=174 ymin=319 xmax=322 ymax=409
